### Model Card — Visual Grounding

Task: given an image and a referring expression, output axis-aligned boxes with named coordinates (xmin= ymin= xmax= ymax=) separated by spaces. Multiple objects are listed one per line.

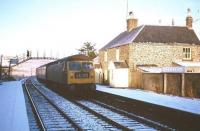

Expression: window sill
xmin=182 ymin=58 xmax=192 ymax=61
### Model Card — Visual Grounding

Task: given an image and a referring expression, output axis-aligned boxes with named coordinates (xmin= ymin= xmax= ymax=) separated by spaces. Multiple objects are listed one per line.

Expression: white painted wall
xmin=109 ymin=68 xmax=128 ymax=88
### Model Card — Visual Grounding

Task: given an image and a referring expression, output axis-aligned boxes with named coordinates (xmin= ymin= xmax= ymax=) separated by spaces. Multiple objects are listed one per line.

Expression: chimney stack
xmin=127 ymin=11 xmax=138 ymax=31
xmin=186 ymin=8 xmax=193 ymax=29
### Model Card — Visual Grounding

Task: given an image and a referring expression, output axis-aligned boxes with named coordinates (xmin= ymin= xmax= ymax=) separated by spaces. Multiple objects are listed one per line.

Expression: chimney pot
xmin=186 ymin=8 xmax=193 ymax=29
xmin=127 ymin=11 xmax=138 ymax=31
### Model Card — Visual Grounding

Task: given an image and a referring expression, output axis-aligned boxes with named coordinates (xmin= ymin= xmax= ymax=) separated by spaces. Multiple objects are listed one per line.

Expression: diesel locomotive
xmin=36 ymin=54 xmax=96 ymax=91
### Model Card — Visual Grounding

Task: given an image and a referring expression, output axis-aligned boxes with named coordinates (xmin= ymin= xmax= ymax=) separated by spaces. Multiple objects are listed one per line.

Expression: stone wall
xmin=99 ymin=42 xmax=200 ymax=94
xmin=99 ymin=45 xmax=129 ymax=83
xmin=99 ymin=51 xmax=108 ymax=83
xmin=130 ymin=43 xmax=200 ymax=69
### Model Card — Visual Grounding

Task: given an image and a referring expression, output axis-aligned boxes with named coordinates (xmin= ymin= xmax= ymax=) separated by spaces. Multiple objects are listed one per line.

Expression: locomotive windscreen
xmin=68 ymin=61 xmax=93 ymax=71
xmin=69 ymin=62 xmax=81 ymax=71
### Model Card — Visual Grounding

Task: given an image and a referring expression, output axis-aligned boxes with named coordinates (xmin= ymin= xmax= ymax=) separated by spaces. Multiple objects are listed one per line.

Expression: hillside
xmin=11 ymin=59 xmax=54 ymax=80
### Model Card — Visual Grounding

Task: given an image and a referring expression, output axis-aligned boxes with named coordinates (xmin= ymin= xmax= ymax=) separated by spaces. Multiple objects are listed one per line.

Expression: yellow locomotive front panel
xmin=67 ymin=61 xmax=95 ymax=85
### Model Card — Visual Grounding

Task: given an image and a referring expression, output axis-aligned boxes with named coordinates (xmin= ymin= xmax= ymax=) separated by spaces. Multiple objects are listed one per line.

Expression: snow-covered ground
xmin=0 ymin=81 xmax=29 ymax=131
xmin=12 ymin=59 xmax=54 ymax=79
xmin=97 ymin=85 xmax=200 ymax=115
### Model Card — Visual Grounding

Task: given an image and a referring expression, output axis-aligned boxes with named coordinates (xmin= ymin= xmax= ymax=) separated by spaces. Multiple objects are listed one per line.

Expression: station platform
xmin=0 ymin=80 xmax=29 ymax=131
xmin=96 ymin=85 xmax=200 ymax=115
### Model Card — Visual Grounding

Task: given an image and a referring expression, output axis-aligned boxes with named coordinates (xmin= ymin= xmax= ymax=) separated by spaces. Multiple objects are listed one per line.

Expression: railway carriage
xmin=36 ymin=54 xmax=96 ymax=91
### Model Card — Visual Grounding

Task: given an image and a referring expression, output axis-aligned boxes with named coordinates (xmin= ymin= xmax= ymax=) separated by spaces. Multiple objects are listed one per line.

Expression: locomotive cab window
xmin=68 ymin=61 xmax=94 ymax=71
xmin=68 ymin=62 xmax=81 ymax=71
xmin=82 ymin=62 xmax=93 ymax=70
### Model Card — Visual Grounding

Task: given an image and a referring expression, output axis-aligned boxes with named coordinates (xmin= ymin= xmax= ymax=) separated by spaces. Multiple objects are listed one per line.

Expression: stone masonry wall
xmin=130 ymin=43 xmax=200 ymax=69
xmin=99 ymin=42 xmax=200 ymax=85
xmin=99 ymin=45 xmax=129 ymax=83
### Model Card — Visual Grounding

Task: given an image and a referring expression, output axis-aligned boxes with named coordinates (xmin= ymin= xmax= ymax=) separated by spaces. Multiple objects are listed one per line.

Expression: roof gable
xmin=101 ymin=25 xmax=200 ymax=50
xmin=101 ymin=25 xmax=144 ymax=50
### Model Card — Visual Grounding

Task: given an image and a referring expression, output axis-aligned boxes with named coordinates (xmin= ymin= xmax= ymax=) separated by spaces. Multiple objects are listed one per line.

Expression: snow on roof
xmin=138 ymin=66 xmax=185 ymax=73
xmin=97 ymin=85 xmax=200 ymax=115
xmin=138 ymin=67 xmax=162 ymax=73
xmin=101 ymin=25 xmax=200 ymax=50
xmin=174 ymin=61 xmax=200 ymax=67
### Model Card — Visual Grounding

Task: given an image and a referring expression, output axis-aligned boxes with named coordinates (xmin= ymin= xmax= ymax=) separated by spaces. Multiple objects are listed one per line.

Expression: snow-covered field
xmin=97 ymin=85 xmax=200 ymax=115
xmin=12 ymin=59 xmax=54 ymax=79
xmin=0 ymin=81 xmax=29 ymax=131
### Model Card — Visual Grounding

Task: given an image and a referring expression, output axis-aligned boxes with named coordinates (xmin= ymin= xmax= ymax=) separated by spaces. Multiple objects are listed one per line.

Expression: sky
xmin=0 ymin=0 xmax=200 ymax=58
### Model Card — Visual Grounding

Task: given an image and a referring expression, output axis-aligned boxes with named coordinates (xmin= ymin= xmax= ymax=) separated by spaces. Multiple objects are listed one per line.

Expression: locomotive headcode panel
xmin=67 ymin=61 xmax=95 ymax=84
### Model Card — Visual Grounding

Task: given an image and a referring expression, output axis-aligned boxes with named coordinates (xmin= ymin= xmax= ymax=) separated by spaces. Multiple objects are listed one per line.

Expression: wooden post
xmin=164 ymin=73 xmax=167 ymax=94
xmin=181 ymin=73 xmax=185 ymax=97
xmin=8 ymin=60 xmax=11 ymax=77
xmin=0 ymin=55 xmax=3 ymax=80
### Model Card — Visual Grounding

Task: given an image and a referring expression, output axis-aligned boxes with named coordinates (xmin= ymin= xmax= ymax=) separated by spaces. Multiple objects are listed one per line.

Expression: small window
xmin=183 ymin=47 xmax=191 ymax=60
xmin=116 ymin=48 xmax=119 ymax=61
xmin=104 ymin=51 xmax=107 ymax=62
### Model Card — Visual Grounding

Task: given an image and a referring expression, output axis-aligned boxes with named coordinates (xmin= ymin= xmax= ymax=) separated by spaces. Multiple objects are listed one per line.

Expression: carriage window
xmin=68 ymin=62 xmax=81 ymax=71
xmin=82 ymin=62 xmax=93 ymax=70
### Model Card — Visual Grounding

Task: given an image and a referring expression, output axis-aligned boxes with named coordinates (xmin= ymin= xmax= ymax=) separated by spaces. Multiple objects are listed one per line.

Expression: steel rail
xmin=30 ymin=79 xmax=82 ymax=131
xmin=91 ymin=99 xmax=173 ymax=131
xmin=71 ymin=100 xmax=131 ymax=131
xmin=24 ymin=80 xmax=46 ymax=131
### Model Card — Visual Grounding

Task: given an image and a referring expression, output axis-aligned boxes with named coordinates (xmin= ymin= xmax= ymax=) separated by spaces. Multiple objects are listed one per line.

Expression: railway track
xmin=73 ymin=100 xmax=172 ymax=130
xmin=26 ymin=77 xmax=173 ymax=130
xmin=24 ymin=80 xmax=81 ymax=130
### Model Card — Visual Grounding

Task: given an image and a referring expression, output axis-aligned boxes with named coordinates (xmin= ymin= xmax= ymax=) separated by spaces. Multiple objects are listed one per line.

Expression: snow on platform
xmin=97 ymin=85 xmax=200 ymax=115
xmin=0 ymin=81 xmax=29 ymax=131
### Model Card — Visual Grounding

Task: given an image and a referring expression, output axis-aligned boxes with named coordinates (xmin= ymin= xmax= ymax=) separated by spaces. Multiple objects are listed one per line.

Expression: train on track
xmin=36 ymin=54 xmax=96 ymax=91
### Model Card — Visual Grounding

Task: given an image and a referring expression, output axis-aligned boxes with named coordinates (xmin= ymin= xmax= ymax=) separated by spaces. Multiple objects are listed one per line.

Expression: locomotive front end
xmin=67 ymin=61 xmax=96 ymax=91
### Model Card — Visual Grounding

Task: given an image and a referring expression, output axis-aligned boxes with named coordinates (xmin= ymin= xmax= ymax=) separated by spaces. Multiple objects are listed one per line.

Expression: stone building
xmin=99 ymin=10 xmax=200 ymax=96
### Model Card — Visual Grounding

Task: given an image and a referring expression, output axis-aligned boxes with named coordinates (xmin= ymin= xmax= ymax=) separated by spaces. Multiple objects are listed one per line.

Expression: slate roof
xmin=101 ymin=25 xmax=200 ymax=50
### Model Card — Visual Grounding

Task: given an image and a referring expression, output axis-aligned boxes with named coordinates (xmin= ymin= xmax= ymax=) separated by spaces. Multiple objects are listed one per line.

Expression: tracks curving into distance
xmin=24 ymin=79 xmax=81 ymax=131
xmin=25 ymin=77 xmax=173 ymax=130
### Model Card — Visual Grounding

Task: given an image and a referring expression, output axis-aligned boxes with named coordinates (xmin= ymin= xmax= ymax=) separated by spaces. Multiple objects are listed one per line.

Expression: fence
xmin=129 ymin=70 xmax=200 ymax=98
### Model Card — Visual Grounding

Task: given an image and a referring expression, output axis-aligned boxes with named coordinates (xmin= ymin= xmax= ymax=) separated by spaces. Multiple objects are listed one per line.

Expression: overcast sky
xmin=0 ymin=0 xmax=200 ymax=58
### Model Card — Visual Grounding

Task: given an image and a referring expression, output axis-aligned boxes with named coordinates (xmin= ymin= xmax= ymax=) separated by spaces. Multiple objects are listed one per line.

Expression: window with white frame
xmin=104 ymin=51 xmax=107 ymax=62
xmin=116 ymin=48 xmax=119 ymax=61
xmin=183 ymin=47 xmax=191 ymax=60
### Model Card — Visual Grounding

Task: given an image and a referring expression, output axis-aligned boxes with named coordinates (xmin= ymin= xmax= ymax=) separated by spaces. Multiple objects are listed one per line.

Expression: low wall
xmin=130 ymin=71 xmax=200 ymax=98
